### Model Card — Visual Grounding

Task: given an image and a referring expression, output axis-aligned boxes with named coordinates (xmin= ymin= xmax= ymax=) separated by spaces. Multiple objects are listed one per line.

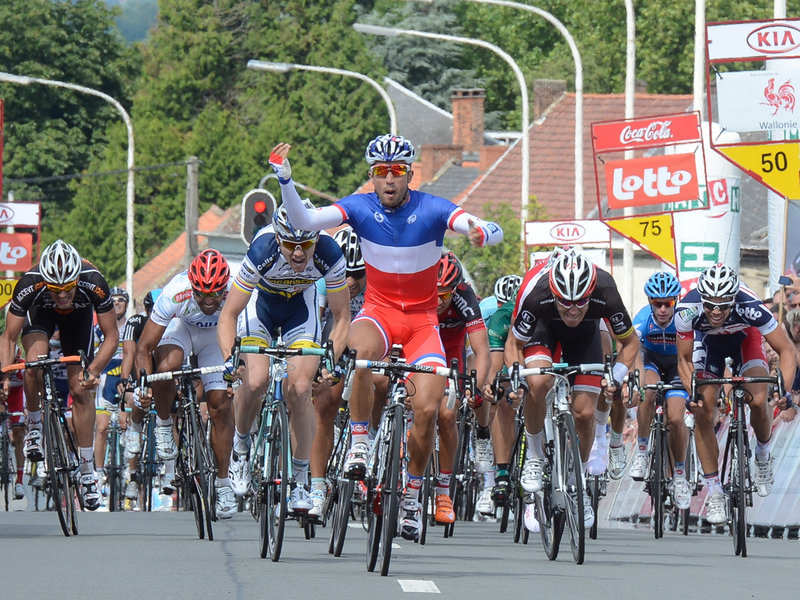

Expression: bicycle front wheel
xmin=44 ymin=406 xmax=74 ymax=537
xmin=377 ymin=404 xmax=403 ymax=576
xmin=651 ymin=424 xmax=665 ymax=539
xmin=559 ymin=414 xmax=585 ymax=564
xmin=261 ymin=403 xmax=289 ymax=561
xmin=730 ymin=424 xmax=748 ymax=557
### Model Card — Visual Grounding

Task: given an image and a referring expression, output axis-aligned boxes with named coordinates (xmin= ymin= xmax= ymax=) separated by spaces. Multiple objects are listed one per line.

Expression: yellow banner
xmin=0 ymin=278 xmax=16 ymax=309
xmin=717 ymin=143 xmax=800 ymax=199
xmin=605 ymin=214 xmax=676 ymax=268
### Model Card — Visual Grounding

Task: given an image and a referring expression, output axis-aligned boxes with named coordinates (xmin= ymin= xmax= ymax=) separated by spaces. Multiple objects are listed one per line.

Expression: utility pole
xmin=185 ymin=156 xmax=199 ymax=266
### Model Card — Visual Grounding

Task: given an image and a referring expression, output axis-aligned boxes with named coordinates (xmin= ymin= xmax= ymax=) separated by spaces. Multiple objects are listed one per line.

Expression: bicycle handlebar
xmin=691 ymin=371 xmax=785 ymax=406
xmin=1 ymin=353 xmax=85 ymax=374
xmin=141 ymin=364 xmax=227 ymax=384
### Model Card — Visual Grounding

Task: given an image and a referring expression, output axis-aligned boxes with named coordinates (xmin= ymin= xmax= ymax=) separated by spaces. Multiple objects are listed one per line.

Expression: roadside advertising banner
xmin=716 ymin=69 xmax=800 ymax=133
xmin=604 ymin=153 xmax=699 ymax=210
xmin=0 ymin=232 xmax=33 ymax=271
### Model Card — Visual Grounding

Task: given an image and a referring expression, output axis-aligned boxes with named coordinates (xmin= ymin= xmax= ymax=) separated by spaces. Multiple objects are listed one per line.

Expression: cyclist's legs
xmin=20 ymin=333 xmax=50 ymax=415
xmin=666 ymin=391 xmax=688 ymax=464
xmin=572 ymin=388 xmax=599 ymax=462
xmin=491 ymin=400 xmax=517 ymax=464
xmin=234 ymin=352 xmax=270 ymax=439
xmin=205 ymin=388 xmax=232 ymax=478
xmin=637 ymin=368 xmax=659 ymax=444
xmin=151 ymin=344 xmax=183 ymax=420
xmin=740 ymin=329 xmax=772 ymax=444
xmin=407 ymin=372 xmax=446 ymax=477
xmin=435 ymin=393 xmax=458 ymax=473
xmin=346 ymin=319 xmax=387 ymax=425
xmin=310 ymin=378 xmax=342 ymax=481
xmin=284 ymin=353 xmax=320 ymax=465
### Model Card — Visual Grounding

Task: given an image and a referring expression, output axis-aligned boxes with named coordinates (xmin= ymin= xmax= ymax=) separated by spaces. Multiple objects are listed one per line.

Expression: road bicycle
xmin=503 ymin=360 xmax=608 ymax=565
xmin=341 ymin=347 xmax=462 ymax=577
xmin=2 ymin=354 xmax=85 ymax=536
xmin=327 ymin=399 xmax=355 ymax=557
xmin=140 ymin=362 xmax=223 ymax=541
xmin=233 ymin=336 xmax=334 ymax=562
xmin=99 ymin=401 xmax=127 ymax=512
xmin=693 ymin=371 xmax=782 ymax=557
xmin=0 ymin=407 xmax=25 ymax=511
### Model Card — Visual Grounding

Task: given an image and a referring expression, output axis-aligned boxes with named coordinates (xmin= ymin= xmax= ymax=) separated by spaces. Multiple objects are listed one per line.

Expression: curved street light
xmin=353 ymin=23 xmax=529 ymax=260
xmin=0 ymin=71 xmax=136 ymax=314
xmin=247 ymin=60 xmax=398 ymax=135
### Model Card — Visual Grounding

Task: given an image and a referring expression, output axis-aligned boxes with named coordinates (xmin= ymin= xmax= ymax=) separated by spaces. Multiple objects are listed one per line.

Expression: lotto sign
xmin=0 ymin=233 xmax=33 ymax=271
xmin=592 ymin=112 xmax=702 ymax=153
xmin=605 ymin=153 xmax=699 ymax=209
xmin=0 ymin=278 xmax=15 ymax=308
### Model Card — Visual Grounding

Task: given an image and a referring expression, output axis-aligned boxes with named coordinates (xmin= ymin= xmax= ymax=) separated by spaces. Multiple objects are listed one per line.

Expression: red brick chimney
xmin=451 ymin=89 xmax=485 ymax=154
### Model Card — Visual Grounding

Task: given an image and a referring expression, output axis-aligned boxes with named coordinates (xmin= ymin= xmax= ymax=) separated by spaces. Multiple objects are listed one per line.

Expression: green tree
xmin=446 ymin=199 xmax=546 ymax=298
xmin=0 ymin=0 xmax=140 ymax=227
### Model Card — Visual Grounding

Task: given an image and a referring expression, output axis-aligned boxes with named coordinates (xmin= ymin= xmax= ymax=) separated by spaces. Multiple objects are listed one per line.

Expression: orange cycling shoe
xmin=434 ymin=494 xmax=455 ymax=524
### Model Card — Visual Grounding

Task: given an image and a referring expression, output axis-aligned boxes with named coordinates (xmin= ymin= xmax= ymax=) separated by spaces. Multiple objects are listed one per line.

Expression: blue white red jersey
xmin=278 ymin=180 xmax=503 ymax=313
xmin=632 ymin=306 xmax=677 ymax=355
xmin=334 ymin=190 xmax=484 ymax=311
xmin=674 ymin=283 xmax=777 ymax=341
xmin=233 ymin=225 xmax=346 ymax=300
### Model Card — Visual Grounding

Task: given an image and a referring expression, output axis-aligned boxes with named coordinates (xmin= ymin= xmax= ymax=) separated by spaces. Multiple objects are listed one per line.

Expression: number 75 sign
xmin=605 ymin=213 xmax=677 ymax=269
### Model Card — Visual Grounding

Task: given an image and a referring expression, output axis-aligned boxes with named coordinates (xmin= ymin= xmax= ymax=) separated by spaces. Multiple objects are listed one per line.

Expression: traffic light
xmin=241 ymin=189 xmax=276 ymax=243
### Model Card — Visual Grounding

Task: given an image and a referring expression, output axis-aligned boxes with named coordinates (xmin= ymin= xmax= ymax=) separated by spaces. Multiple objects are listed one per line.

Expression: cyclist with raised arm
xmin=268 ymin=135 xmax=502 ymax=541
xmin=0 ymin=240 xmax=119 ymax=510
xmin=507 ymin=247 xmax=639 ymax=528
xmin=136 ymin=249 xmax=237 ymax=518
xmin=629 ymin=272 xmax=691 ymax=509
xmin=432 ymin=251 xmax=491 ymax=524
xmin=307 ymin=226 xmax=366 ymax=517
xmin=216 ymin=205 xmax=350 ymax=514
xmin=675 ymin=263 xmax=796 ymax=524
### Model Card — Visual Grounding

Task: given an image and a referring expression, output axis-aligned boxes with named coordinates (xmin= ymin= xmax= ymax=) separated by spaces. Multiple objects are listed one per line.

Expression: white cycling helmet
xmin=364 ymin=134 xmax=416 ymax=165
xmin=548 ymin=247 xmax=597 ymax=301
xmin=272 ymin=200 xmax=318 ymax=243
xmin=494 ymin=274 xmax=522 ymax=305
xmin=696 ymin=263 xmax=739 ymax=299
xmin=332 ymin=226 xmax=365 ymax=275
xmin=39 ymin=239 xmax=82 ymax=285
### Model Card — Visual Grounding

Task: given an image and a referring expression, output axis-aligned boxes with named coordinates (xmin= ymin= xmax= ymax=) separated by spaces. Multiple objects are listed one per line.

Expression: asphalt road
xmin=1 ymin=505 xmax=797 ymax=600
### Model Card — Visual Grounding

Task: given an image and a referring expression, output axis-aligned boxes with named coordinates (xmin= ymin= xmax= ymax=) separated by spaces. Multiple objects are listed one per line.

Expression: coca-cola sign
xmin=592 ymin=112 xmax=701 ymax=153
xmin=605 ymin=153 xmax=699 ymax=209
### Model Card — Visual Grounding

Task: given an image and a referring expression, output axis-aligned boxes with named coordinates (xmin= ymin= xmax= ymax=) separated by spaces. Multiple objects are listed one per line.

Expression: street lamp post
xmin=247 ymin=60 xmax=398 ymax=135
xmin=353 ymin=23 xmax=529 ymax=261
xmin=0 ymin=71 xmax=136 ymax=314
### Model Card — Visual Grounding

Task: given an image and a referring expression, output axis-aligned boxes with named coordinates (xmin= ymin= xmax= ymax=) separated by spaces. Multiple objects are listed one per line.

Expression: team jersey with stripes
xmin=674 ymin=284 xmax=776 ymax=340
xmin=633 ymin=305 xmax=677 ymax=355
xmin=150 ymin=271 xmax=230 ymax=329
xmin=233 ymin=225 xmax=347 ymax=300
xmin=278 ymin=180 xmax=502 ymax=312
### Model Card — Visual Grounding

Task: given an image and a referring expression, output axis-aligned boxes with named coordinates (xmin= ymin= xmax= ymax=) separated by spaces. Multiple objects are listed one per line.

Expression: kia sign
xmin=708 ymin=19 xmax=800 ymax=62
xmin=0 ymin=203 xmax=41 ymax=227
xmin=525 ymin=220 xmax=610 ymax=246
xmin=0 ymin=233 xmax=33 ymax=271
xmin=592 ymin=112 xmax=702 ymax=153
xmin=605 ymin=153 xmax=699 ymax=209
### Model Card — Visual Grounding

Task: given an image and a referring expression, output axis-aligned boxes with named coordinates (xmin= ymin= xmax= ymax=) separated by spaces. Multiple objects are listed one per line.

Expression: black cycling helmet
xmin=143 ymin=288 xmax=162 ymax=311
xmin=109 ymin=286 xmax=129 ymax=303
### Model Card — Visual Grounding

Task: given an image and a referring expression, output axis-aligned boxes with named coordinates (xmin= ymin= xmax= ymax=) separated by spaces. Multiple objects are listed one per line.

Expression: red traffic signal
xmin=241 ymin=189 xmax=276 ymax=243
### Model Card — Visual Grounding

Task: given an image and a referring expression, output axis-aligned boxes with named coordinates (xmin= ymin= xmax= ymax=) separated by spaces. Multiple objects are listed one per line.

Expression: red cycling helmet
xmin=437 ymin=251 xmax=463 ymax=289
xmin=188 ymin=249 xmax=230 ymax=293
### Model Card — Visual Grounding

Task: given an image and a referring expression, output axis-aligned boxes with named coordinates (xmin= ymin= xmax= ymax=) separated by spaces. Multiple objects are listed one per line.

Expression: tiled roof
xmin=458 ymin=93 xmax=697 ymax=222
xmin=127 ymin=205 xmax=230 ymax=306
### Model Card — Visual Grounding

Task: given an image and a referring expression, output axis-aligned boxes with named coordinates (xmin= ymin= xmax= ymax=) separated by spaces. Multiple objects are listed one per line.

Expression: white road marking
xmin=397 ymin=580 xmax=441 ymax=593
